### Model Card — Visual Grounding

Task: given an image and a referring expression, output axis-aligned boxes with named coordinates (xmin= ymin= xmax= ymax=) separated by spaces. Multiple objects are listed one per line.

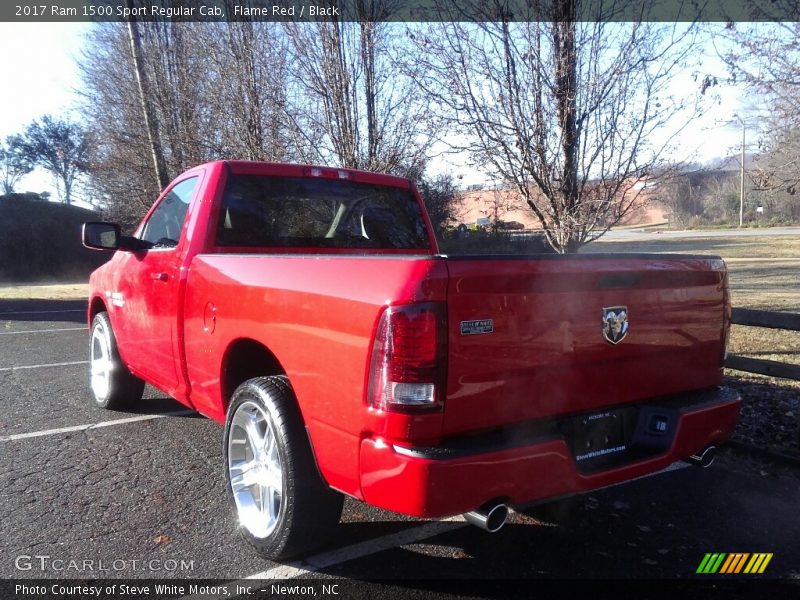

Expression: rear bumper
xmin=359 ymin=386 xmax=741 ymax=517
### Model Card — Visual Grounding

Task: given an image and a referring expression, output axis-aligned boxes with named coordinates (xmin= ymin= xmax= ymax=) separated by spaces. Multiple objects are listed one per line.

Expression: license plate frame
xmin=572 ymin=409 xmax=627 ymax=463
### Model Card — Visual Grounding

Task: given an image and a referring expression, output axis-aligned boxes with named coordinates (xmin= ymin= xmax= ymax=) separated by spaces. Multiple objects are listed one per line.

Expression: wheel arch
xmin=219 ymin=339 xmax=339 ymax=503
xmin=220 ymin=338 xmax=288 ymax=416
xmin=89 ymin=296 xmax=107 ymax=324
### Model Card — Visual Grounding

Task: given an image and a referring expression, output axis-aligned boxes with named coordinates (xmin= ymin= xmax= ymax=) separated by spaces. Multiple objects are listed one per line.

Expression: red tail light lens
xmin=367 ymin=303 xmax=446 ymax=413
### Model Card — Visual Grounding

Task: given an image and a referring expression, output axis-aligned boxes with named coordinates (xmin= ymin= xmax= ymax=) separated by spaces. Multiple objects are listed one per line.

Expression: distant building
xmin=456 ymin=182 xmax=669 ymax=230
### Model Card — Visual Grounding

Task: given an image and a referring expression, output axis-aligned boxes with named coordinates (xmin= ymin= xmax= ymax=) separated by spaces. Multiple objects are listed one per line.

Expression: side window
xmin=140 ymin=177 xmax=198 ymax=248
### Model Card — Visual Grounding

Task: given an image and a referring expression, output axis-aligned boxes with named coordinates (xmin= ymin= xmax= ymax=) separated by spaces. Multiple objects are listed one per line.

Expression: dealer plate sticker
xmin=460 ymin=319 xmax=494 ymax=335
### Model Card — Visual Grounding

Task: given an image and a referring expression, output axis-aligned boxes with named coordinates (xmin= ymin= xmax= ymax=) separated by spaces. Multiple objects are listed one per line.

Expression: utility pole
xmin=734 ymin=114 xmax=745 ymax=228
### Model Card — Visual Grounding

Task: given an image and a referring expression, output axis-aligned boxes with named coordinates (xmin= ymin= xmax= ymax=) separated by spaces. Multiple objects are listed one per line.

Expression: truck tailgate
xmin=443 ymin=254 xmax=727 ymax=436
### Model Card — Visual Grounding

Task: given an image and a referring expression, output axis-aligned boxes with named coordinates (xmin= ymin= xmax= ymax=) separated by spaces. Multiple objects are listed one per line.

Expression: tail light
xmin=367 ymin=303 xmax=447 ymax=413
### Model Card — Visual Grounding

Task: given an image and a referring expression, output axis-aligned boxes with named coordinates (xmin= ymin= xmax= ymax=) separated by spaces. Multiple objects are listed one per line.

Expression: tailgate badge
xmin=602 ymin=306 xmax=628 ymax=345
xmin=460 ymin=319 xmax=493 ymax=335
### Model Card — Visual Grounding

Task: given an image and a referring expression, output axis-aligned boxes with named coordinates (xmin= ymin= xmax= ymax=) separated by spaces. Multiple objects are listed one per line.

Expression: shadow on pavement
xmin=115 ymin=392 xmax=203 ymax=418
xmin=311 ymin=463 xmax=799 ymax=581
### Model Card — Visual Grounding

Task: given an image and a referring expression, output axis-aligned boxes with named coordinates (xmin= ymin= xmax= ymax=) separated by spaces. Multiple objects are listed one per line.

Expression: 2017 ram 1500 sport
xmin=82 ymin=160 xmax=741 ymax=559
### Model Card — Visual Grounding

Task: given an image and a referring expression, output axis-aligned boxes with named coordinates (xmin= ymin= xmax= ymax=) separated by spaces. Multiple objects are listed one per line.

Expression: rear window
xmin=215 ymin=175 xmax=431 ymax=250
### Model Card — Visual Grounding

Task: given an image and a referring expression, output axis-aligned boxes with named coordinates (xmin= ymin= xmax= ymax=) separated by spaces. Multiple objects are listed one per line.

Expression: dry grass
xmin=1 ymin=235 xmax=796 ymax=454
xmin=586 ymin=234 xmax=800 ymax=259
xmin=0 ymin=283 xmax=89 ymax=301
xmin=729 ymin=325 xmax=800 ymax=367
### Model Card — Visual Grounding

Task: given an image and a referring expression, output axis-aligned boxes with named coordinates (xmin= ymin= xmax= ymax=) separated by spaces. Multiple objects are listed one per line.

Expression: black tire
xmin=89 ymin=312 xmax=145 ymax=410
xmin=223 ymin=376 xmax=344 ymax=559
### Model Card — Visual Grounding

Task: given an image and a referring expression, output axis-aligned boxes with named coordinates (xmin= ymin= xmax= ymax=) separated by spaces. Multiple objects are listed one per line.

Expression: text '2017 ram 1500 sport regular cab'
xmin=82 ymin=160 xmax=741 ymax=559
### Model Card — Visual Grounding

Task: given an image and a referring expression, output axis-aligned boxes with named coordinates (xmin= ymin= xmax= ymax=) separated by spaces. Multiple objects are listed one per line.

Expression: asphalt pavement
xmin=1 ymin=299 xmax=798 ymax=591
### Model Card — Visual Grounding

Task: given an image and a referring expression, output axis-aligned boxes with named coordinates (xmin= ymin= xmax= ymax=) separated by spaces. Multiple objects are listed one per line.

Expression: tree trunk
xmin=126 ymin=1 xmax=169 ymax=190
xmin=553 ymin=2 xmax=579 ymax=249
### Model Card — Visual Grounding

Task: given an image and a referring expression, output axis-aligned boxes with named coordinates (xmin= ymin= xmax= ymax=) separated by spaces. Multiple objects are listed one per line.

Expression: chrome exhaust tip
xmin=464 ymin=500 xmax=509 ymax=533
xmin=686 ymin=445 xmax=717 ymax=468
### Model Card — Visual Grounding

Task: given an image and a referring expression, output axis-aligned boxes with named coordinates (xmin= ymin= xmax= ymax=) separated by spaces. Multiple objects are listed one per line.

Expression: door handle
xmin=152 ymin=272 xmax=169 ymax=282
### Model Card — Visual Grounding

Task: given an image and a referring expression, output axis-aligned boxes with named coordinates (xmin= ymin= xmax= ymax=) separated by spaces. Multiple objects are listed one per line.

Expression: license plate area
xmin=563 ymin=408 xmax=637 ymax=471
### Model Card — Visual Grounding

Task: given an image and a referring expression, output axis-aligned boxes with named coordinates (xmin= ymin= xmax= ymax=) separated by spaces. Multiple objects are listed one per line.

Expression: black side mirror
xmin=82 ymin=222 xmax=149 ymax=252
xmin=82 ymin=222 xmax=121 ymax=251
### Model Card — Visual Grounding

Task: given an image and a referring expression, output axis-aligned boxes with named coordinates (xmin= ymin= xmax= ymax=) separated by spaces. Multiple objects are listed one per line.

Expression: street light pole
xmin=734 ymin=114 xmax=745 ymax=228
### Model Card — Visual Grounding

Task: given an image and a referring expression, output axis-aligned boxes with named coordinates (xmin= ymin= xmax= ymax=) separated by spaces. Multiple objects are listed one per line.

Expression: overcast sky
xmin=0 ymin=21 xmax=755 ymax=200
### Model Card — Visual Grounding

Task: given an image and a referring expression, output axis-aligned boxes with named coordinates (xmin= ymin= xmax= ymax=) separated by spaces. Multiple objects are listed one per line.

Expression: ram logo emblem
xmin=602 ymin=306 xmax=629 ymax=345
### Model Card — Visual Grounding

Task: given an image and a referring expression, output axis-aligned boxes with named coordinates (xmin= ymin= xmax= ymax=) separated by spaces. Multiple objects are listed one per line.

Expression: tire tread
xmin=224 ymin=375 xmax=343 ymax=559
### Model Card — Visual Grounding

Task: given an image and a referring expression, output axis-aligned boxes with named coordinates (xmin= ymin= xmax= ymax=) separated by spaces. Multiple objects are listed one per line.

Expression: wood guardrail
xmin=729 ymin=308 xmax=800 ymax=332
xmin=725 ymin=308 xmax=800 ymax=381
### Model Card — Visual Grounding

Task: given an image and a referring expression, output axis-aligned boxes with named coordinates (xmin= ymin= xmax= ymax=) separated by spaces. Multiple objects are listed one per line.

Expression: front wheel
xmin=224 ymin=376 xmax=343 ymax=559
xmin=90 ymin=312 xmax=145 ymax=410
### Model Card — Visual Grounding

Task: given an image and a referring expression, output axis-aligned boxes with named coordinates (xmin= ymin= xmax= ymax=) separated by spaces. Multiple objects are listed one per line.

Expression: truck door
xmin=114 ymin=176 xmax=200 ymax=397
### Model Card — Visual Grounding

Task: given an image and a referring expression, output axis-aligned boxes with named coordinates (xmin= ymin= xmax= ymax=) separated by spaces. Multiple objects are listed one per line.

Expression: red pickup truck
xmin=82 ymin=161 xmax=740 ymax=559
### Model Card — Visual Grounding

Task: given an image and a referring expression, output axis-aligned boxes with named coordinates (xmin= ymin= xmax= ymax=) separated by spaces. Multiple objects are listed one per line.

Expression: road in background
xmin=601 ymin=226 xmax=800 ymax=242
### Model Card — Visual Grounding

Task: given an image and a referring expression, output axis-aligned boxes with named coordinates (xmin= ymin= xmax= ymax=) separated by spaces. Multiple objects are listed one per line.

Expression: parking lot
xmin=1 ymin=299 xmax=799 ymax=588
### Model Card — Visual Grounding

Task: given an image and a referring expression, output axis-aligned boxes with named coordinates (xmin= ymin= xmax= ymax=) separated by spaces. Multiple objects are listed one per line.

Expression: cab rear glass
xmin=215 ymin=175 xmax=431 ymax=250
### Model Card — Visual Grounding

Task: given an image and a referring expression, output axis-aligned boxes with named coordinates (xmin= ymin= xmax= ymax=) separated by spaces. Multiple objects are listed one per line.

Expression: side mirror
xmin=82 ymin=222 xmax=149 ymax=252
xmin=82 ymin=222 xmax=121 ymax=251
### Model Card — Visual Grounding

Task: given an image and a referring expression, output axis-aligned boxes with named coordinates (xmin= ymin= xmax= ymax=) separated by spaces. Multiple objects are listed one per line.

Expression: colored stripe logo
xmin=696 ymin=553 xmax=773 ymax=574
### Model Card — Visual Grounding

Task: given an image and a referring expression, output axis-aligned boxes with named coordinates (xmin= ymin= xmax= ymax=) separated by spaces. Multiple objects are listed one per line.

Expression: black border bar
xmin=4 ymin=0 xmax=800 ymax=23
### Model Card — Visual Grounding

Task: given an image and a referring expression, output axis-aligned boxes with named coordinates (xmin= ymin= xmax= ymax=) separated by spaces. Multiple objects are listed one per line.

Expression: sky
xmin=0 ymin=21 xmax=754 ymax=200
xmin=0 ymin=22 xmax=88 ymax=200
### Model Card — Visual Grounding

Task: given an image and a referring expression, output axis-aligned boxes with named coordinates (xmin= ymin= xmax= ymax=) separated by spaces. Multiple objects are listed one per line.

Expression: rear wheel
xmin=224 ymin=376 xmax=343 ymax=559
xmin=90 ymin=312 xmax=145 ymax=410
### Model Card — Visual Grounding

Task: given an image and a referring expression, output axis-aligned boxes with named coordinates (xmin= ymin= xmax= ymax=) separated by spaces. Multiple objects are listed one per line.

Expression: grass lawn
xmin=0 ymin=283 xmax=89 ymax=301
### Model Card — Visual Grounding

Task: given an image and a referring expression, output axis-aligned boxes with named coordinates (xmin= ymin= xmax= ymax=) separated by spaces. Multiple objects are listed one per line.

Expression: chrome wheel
xmin=90 ymin=320 xmax=111 ymax=401
xmin=224 ymin=376 xmax=344 ymax=558
xmin=227 ymin=399 xmax=283 ymax=539
xmin=88 ymin=312 xmax=144 ymax=410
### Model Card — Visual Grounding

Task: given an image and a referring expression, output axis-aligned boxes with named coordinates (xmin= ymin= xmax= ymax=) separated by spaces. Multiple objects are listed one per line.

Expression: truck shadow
xmin=310 ymin=459 xmax=798 ymax=581
xmin=116 ymin=390 xmax=202 ymax=418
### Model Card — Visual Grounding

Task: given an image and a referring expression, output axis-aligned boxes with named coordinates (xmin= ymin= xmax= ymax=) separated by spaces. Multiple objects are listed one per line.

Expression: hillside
xmin=0 ymin=194 xmax=110 ymax=283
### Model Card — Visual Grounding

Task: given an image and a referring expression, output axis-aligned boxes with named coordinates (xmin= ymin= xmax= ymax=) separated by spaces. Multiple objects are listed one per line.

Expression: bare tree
xmin=9 ymin=116 xmax=89 ymax=205
xmin=79 ymin=21 xmax=230 ymax=224
xmin=125 ymin=0 xmax=169 ymax=190
xmin=0 ymin=138 xmax=33 ymax=195
xmin=716 ymin=22 xmax=800 ymax=193
xmin=205 ymin=16 xmax=291 ymax=161
xmin=284 ymin=1 xmax=436 ymax=176
xmin=416 ymin=173 xmax=463 ymax=234
xmin=414 ymin=2 xmax=709 ymax=252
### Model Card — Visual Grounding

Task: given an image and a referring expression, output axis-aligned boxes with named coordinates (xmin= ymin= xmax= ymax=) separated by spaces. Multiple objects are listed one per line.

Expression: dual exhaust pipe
xmin=685 ymin=445 xmax=717 ymax=468
xmin=463 ymin=445 xmax=717 ymax=532
xmin=463 ymin=500 xmax=508 ymax=533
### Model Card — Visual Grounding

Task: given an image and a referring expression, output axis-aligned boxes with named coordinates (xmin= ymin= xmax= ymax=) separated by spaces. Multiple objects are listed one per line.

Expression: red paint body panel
xmin=183 ymin=253 xmax=448 ymax=496
xmin=443 ymin=257 xmax=728 ymax=435
xmin=86 ymin=160 xmax=741 ymax=519
xmin=360 ymin=393 xmax=740 ymax=517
